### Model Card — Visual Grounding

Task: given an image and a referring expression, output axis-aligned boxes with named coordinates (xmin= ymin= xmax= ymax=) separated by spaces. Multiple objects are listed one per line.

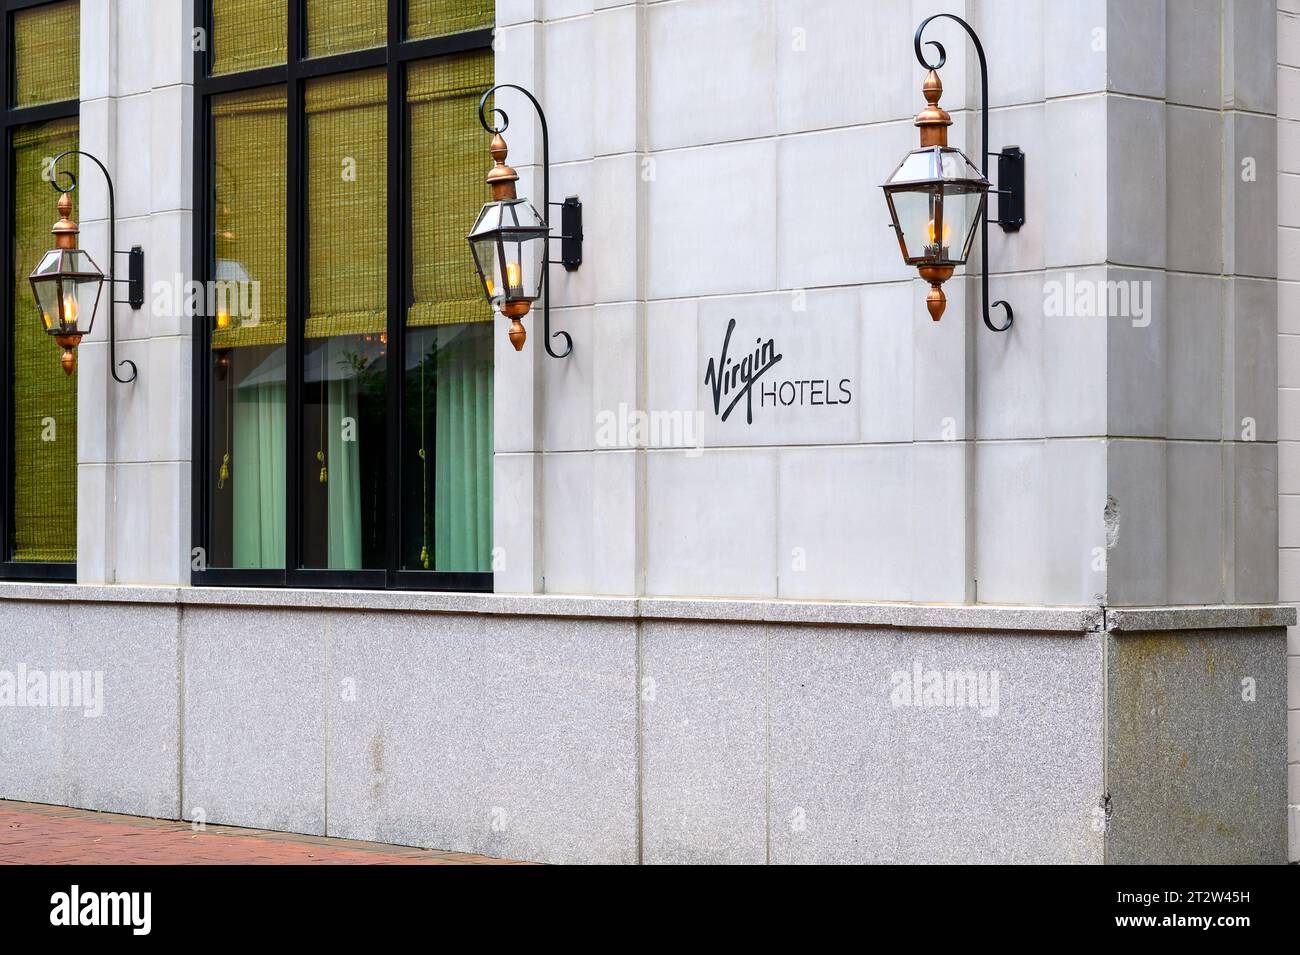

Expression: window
xmin=192 ymin=1 xmax=495 ymax=590
xmin=0 ymin=0 xmax=79 ymax=580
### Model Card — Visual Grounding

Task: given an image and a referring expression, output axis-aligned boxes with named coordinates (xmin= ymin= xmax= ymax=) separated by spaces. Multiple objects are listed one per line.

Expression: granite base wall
xmin=0 ymin=595 xmax=1288 ymax=864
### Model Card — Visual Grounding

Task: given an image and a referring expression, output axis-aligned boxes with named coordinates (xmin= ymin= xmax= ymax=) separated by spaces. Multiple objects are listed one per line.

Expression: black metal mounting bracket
xmin=994 ymin=147 xmax=1025 ymax=232
xmin=558 ymin=197 xmax=582 ymax=271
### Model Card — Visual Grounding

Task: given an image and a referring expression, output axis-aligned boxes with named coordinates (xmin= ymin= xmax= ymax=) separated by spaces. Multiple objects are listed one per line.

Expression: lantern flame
xmin=927 ymin=218 xmax=952 ymax=246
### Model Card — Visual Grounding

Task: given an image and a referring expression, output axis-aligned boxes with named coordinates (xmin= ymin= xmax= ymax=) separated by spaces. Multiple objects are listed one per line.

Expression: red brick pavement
xmin=0 ymin=800 xmax=525 ymax=865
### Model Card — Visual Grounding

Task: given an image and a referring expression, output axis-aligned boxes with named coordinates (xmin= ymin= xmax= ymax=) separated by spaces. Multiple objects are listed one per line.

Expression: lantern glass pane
xmin=32 ymin=277 xmax=60 ymax=330
xmin=470 ymin=235 xmax=502 ymax=303
xmin=32 ymin=249 xmax=64 ymax=277
xmin=890 ymin=187 xmax=939 ymax=262
xmin=64 ymin=249 xmax=102 ymax=276
xmin=938 ymin=188 xmax=983 ymax=265
xmin=886 ymin=146 xmax=987 ymax=186
xmin=57 ymin=275 xmax=101 ymax=331
xmin=952 ymin=188 xmax=986 ymax=261
xmin=504 ymin=200 xmax=546 ymax=301
xmin=515 ymin=229 xmax=546 ymax=301
xmin=890 ymin=149 xmax=943 ymax=184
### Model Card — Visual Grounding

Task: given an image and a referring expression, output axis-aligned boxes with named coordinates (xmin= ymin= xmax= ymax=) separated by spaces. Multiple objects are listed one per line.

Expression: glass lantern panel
xmin=467 ymin=202 xmax=505 ymax=303
xmin=937 ymin=188 xmax=984 ymax=265
xmin=940 ymin=148 xmax=985 ymax=182
xmin=501 ymin=237 xmax=525 ymax=297
xmin=64 ymin=248 xmax=102 ymax=276
xmin=32 ymin=278 xmax=61 ymax=330
xmin=470 ymin=235 xmax=504 ymax=305
xmin=58 ymin=276 xmax=101 ymax=331
xmin=889 ymin=148 xmax=944 ymax=184
xmin=887 ymin=146 xmax=988 ymax=186
xmin=890 ymin=187 xmax=941 ymax=262
xmin=468 ymin=201 xmax=502 ymax=237
xmin=517 ymin=229 xmax=546 ymax=301
xmin=31 ymin=249 xmax=64 ymax=277
xmin=950 ymin=188 xmax=986 ymax=261
xmin=507 ymin=200 xmax=546 ymax=301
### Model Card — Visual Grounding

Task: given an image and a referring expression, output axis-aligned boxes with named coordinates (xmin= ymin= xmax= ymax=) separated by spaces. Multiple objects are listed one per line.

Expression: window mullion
xmin=384 ymin=0 xmax=403 ymax=584
xmin=285 ymin=0 xmax=304 ymax=580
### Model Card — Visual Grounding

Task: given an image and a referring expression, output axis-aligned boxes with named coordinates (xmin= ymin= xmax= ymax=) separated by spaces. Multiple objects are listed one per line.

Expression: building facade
xmin=0 ymin=0 xmax=1296 ymax=864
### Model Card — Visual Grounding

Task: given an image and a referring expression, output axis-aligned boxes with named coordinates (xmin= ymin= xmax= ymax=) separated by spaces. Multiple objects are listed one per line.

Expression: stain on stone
xmin=1103 ymin=496 xmax=1120 ymax=548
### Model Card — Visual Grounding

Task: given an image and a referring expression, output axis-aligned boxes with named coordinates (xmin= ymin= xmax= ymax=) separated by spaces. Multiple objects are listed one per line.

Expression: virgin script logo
xmin=704 ymin=318 xmax=782 ymax=424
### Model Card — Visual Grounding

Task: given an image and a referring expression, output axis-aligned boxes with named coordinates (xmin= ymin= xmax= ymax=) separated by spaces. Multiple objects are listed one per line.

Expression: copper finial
xmin=917 ymin=264 xmax=955 ymax=321
xmin=54 ymin=334 xmax=81 ymax=375
xmin=915 ymin=69 xmax=952 ymax=148
xmin=485 ymin=131 xmax=519 ymax=201
xmin=501 ymin=299 xmax=529 ymax=351
xmin=52 ymin=192 xmax=78 ymax=250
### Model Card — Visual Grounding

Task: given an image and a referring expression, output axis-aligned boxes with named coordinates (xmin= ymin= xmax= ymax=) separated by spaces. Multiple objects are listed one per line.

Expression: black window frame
xmin=191 ymin=0 xmax=494 ymax=591
xmin=0 ymin=0 xmax=79 ymax=582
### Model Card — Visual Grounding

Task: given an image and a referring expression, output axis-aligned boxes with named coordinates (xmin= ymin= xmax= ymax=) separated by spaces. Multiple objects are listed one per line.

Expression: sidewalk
xmin=0 ymin=800 xmax=525 ymax=864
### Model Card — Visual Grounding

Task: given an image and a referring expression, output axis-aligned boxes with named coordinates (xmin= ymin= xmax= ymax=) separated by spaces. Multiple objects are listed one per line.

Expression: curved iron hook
xmin=477 ymin=85 xmax=573 ymax=358
xmin=48 ymin=149 xmax=139 ymax=381
xmin=913 ymin=15 xmax=1013 ymax=333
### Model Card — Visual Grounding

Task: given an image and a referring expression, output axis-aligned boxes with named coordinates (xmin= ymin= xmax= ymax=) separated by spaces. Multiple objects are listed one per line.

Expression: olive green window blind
xmin=12 ymin=0 xmax=79 ymax=107
xmin=307 ymin=0 xmax=386 ymax=58
xmin=407 ymin=50 xmax=494 ymax=329
xmin=408 ymin=0 xmax=493 ymax=40
xmin=305 ymin=69 xmax=387 ymax=339
xmin=11 ymin=120 xmax=78 ymax=562
xmin=8 ymin=3 xmax=80 ymax=568
xmin=211 ymin=0 xmax=288 ymax=76
xmin=211 ymin=86 xmax=288 ymax=350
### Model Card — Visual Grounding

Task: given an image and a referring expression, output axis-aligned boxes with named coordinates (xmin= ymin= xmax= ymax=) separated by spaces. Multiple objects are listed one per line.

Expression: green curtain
xmin=13 ymin=1 xmax=79 ymax=107
xmin=324 ymin=341 xmax=362 ymax=569
xmin=432 ymin=328 xmax=492 ymax=571
xmin=232 ymin=382 xmax=286 ymax=567
xmin=211 ymin=0 xmax=287 ymax=76
xmin=11 ymin=119 xmax=79 ymax=563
